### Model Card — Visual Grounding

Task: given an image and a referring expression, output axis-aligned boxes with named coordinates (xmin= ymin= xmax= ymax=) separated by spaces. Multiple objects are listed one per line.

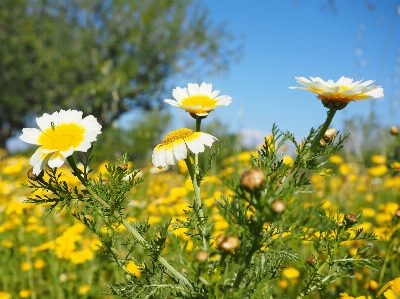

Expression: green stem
xmin=193 ymin=117 xmax=208 ymax=250
xmin=306 ymin=108 xmax=337 ymax=156
xmin=66 ymin=156 xmax=192 ymax=289
xmin=275 ymin=108 xmax=337 ymax=196
xmin=379 ymin=239 xmax=393 ymax=286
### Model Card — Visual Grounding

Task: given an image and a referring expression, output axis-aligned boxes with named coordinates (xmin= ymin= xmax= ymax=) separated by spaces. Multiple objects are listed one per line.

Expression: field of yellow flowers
xmin=1 ymin=141 xmax=399 ymax=298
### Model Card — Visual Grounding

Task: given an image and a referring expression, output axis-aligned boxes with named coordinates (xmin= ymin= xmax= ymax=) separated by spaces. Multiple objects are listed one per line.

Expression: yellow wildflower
xmin=0 ymin=292 xmax=12 ymax=299
xmin=20 ymin=262 xmax=31 ymax=272
xmin=330 ymin=155 xmax=344 ymax=164
xmin=390 ymin=161 xmax=400 ymax=171
xmin=371 ymin=155 xmax=387 ymax=164
xmin=78 ymin=285 xmax=91 ymax=295
xmin=367 ymin=165 xmax=388 ymax=176
xmin=126 ymin=261 xmax=142 ymax=277
xmin=34 ymin=258 xmax=45 ymax=270
xmin=18 ymin=289 xmax=31 ymax=298
xmin=282 ymin=267 xmax=300 ymax=280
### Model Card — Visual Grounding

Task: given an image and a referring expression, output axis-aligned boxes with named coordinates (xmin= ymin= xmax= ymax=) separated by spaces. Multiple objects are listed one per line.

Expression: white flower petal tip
xmin=290 ymin=76 xmax=384 ymax=110
xmin=165 ymin=82 xmax=232 ymax=116
xmin=152 ymin=128 xmax=217 ymax=168
xmin=19 ymin=109 xmax=102 ymax=175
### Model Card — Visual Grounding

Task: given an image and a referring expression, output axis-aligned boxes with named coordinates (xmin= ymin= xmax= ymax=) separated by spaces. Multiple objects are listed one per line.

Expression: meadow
xmin=1 ymin=130 xmax=399 ymax=298
xmin=1 ymin=79 xmax=400 ymax=299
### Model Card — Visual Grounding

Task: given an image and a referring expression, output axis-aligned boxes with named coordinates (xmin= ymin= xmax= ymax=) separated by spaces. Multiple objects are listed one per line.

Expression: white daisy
xmin=164 ymin=82 xmax=232 ymax=117
xmin=152 ymin=128 xmax=217 ymax=168
xmin=290 ymin=76 xmax=384 ymax=109
xmin=19 ymin=109 xmax=102 ymax=175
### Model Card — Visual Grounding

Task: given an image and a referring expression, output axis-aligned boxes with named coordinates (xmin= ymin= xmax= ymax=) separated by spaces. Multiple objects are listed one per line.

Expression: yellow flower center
xmin=181 ymin=95 xmax=218 ymax=108
xmin=38 ymin=123 xmax=85 ymax=151
xmin=162 ymin=128 xmax=193 ymax=145
xmin=317 ymin=94 xmax=352 ymax=103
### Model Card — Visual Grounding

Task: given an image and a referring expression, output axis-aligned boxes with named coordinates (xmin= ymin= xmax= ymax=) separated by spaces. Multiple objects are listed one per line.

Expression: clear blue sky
xmin=167 ymin=0 xmax=400 ymax=147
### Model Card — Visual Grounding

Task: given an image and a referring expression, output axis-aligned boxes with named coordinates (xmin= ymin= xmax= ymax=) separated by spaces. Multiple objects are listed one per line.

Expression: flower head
xmin=19 ymin=109 xmax=102 ymax=175
xmin=164 ymin=82 xmax=232 ymax=117
xmin=152 ymin=128 xmax=217 ymax=168
xmin=290 ymin=76 xmax=384 ymax=110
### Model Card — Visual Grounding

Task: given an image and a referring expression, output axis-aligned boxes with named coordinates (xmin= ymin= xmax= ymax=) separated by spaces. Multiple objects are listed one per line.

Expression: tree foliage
xmin=0 ymin=0 xmax=238 ymax=147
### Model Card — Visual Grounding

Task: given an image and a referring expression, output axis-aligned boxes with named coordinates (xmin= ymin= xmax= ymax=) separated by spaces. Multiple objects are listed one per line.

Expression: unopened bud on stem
xmin=195 ymin=250 xmax=208 ymax=262
xmin=390 ymin=126 xmax=399 ymax=136
xmin=240 ymin=169 xmax=265 ymax=190
xmin=27 ymin=168 xmax=44 ymax=181
xmin=271 ymin=200 xmax=286 ymax=213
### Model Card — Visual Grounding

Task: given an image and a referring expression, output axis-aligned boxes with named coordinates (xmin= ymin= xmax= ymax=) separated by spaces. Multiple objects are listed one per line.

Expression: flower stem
xmin=66 ymin=156 xmax=192 ymax=289
xmin=275 ymin=108 xmax=337 ymax=196
xmin=306 ymin=108 xmax=337 ymax=156
xmin=191 ymin=117 xmax=208 ymax=250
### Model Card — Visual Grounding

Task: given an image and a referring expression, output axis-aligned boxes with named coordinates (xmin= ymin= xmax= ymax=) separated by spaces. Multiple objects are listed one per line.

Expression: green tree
xmin=0 ymin=0 xmax=238 ymax=148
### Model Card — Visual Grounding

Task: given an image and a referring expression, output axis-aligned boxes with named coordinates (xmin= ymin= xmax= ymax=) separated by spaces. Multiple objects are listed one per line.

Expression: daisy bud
xmin=195 ymin=250 xmax=208 ymax=262
xmin=319 ymin=139 xmax=326 ymax=147
xmin=345 ymin=213 xmax=358 ymax=225
xmin=216 ymin=233 xmax=226 ymax=248
xmin=306 ymin=255 xmax=317 ymax=266
xmin=216 ymin=233 xmax=240 ymax=252
xmin=117 ymin=162 xmax=128 ymax=171
xmin=271 ymin=200 xmax=286 ymax=213
xmin=220 ymin=236 xmax=240 ymax=252
xmin=395 ymin=208 xmax=400 ymax=218
xmin=336 ymin=222 xmax=344 ymax=228
xmin=323 ymin=128 xmax=336 ymax=141
xmin=390 ymin=126 xmax=399 ymax=136
xmin=240 ymin=169 xmax=265 ymax=190
xmin=102 ymin=179 xmax=110 ymax=185
xmin=27 ymin=168 xmax=44 ymax=181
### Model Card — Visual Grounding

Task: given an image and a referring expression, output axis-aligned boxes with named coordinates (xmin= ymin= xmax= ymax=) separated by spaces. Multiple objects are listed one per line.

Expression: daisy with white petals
xmin=164 ymin=82 xmax=232 ymax=117
xmin=152 ymin=128 xmax=217 ymax=168
xmin=19 ymin=109 xmax=102 ymax=175
xmin=290 ymin=76 xmax=384 ymax=110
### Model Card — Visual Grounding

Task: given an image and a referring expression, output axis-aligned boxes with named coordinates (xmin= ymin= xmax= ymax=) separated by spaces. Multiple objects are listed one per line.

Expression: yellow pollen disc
xmin=317 ymin=95 xmax=352 ymax=103
xmin=38 ymin=123 xmax=85 ymax=151
xmin=181 ymin=95 xmax=218 ymax=108
xmin=162 ymin=128 xmax=194 ymax=145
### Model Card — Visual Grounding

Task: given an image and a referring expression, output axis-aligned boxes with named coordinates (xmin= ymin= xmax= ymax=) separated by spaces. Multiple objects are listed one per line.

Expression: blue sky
xmin=166 ymin=0 xmax=400 ymax=147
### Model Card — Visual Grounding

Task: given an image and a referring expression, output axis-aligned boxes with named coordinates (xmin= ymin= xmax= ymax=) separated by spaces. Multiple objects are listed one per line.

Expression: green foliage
xmin=22 ymin=112 xmax=384 ymax=298
xmin=0 ymin=0 xmax=239 ymax=147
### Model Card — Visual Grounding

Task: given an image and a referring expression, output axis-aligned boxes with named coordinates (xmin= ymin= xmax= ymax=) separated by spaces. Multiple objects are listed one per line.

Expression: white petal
xmin=47 ymin=151 xmax=66 ymax=168
xmin=185 ymin=136 xmax=205 ymax=154
xmin=19 ymin=128 xmax=43 ymax=145
xmin=30 ymin=148 xmax=50 ymax=175
xmin=59 ymin=146 xmax=75 ymax=157
xmin=152 ymin=145 xmax=167 ymax=168
xmin=215 ymin=95 xmax=232 ymax=107
xmin=199 ymin=82 xmax=213 ymax=95
xmin=198 ymin=133 xmax=218 ymax=147
xmin=210 ymin=90 xmax=221 ymax=98
xmin=172 ymin=139 xmax=188 ymax=161
xmin=187 ymin=83 xmax=200 ymax=97
xmin=164 ymin=99 xmax=180 ymax=107
xmin=59 ymin=109 xmax=83 ymax=124
xmin=80 ymin=115 xmax=102 ymax=133
xmin=172 ymin=87 xmax=189 ymax=102
xmin=36 ymin=113 xmax=54 ymax=131
xmin=164 ymin=143 xmax=176 ymax=165
xmin=365 ymin=88 xmax=384 ymax=98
